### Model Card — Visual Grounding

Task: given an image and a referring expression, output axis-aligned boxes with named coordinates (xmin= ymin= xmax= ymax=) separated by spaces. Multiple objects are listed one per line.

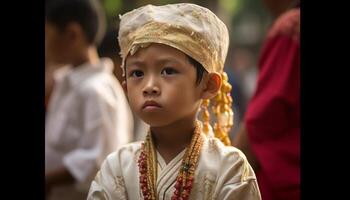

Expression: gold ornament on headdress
xmin=201 ymin=72 xmax=233 ymax=146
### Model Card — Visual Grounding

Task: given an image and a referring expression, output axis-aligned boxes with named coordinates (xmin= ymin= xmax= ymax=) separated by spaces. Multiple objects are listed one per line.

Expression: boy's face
xmin=125 ymin=43 xmax=204 ymax=127
xmin=45 ymin=22 xmax=71 ymax=64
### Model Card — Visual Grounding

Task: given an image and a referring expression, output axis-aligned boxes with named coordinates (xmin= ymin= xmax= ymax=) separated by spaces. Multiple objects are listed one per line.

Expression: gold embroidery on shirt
xmin=207 ymin=138 xmax=220 ymax=154
xmin=196 ymin=172 xmax=216 ymax=200
xmin=114 ymin=176 xmax=127 ymax=200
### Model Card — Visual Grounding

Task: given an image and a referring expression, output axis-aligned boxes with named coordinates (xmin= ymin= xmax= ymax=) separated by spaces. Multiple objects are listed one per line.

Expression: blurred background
xmin=98 ymin=0 xmax=273 ymax=139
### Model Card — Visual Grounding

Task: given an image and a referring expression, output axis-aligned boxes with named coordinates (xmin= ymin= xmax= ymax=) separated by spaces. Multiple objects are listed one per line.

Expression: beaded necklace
xmin=138 ymin=121 xmax=204 ymax=200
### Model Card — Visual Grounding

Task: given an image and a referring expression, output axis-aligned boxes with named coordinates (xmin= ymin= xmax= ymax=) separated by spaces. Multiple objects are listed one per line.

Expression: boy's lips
xmin=142 ymin=100 xmax=162 ymax=111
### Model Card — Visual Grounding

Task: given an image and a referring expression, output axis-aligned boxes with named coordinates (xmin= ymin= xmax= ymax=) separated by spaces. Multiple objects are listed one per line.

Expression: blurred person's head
xmin=98 ymin=28 xmax=123 ymax=83
xmin=262 ymin=0 xmax=299 ymax=17
xmin=45 ymin=0 xmax=106 ymax=66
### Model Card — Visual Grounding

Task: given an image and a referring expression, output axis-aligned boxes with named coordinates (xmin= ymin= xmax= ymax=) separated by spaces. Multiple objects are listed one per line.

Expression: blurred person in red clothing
xmin=233 ymin=0 xmax=300 ymax=200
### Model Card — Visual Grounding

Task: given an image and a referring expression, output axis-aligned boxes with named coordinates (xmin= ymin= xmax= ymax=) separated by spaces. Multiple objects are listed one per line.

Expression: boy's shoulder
xmin=199 ymin=135 xmax=255 ymax=183
xmin=105 ymin=141 xmax=143 ymax=164
xmin=203 ymin=135 xmax=247 ymax=161
xmin=95 ymin=141 xmax=143 ymax=179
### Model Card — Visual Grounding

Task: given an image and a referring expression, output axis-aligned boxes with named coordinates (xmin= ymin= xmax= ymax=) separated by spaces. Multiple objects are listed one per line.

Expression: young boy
xmin=88 ymin=3 xmax=261 ymax=200
xmin=45 ymin=0 xmax=133 ymax=199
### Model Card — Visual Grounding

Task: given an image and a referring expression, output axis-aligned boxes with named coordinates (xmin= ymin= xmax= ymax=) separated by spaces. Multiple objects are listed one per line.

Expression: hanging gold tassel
xmin=201 ymin=99 xmax=212 ymax=135
xmin=211 ymin=72 xmax=233 ymax=146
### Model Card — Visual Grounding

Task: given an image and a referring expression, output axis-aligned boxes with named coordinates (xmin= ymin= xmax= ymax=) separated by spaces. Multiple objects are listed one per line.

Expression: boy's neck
xmin=150 ymin=115 xmax=197 ymax=164
xmin=71 ymin=46 xmax=100 ymax=68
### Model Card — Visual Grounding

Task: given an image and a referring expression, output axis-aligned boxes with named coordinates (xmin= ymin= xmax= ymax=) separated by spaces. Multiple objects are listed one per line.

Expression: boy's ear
xmin=122 ymin=80 xmax=127 ymax=94
xmin=201 ymin=72 xmax=222 ymax=99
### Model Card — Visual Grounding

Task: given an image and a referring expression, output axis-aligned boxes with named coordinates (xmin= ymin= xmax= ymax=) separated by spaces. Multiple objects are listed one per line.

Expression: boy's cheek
xmin=127 ymin=93 xmax=141 ymax=110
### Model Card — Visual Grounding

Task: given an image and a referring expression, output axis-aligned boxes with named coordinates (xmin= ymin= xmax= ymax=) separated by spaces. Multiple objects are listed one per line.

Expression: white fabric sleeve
xmin=63 ymin=87 xmax=119 ymax=186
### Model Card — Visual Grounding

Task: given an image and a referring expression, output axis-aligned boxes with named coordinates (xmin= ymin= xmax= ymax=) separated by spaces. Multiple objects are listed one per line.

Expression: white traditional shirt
xmin=45 ymin=58 xmax=134 ymax=200
xmin=87 ymin=132 xmax=261 ymax=200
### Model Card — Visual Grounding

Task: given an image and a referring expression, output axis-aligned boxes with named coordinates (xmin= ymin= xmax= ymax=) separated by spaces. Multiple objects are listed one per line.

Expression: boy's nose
xmin=143 ymin=77 xmax=160 ymax=96
xmin=143 ymin=87 xmax=159 ymax=95
xmin=143 ymin=86 xmax=160 ymax=96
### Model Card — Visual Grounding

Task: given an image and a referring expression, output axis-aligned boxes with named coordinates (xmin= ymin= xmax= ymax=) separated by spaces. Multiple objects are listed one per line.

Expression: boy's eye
xmin=129 ymin=70 xmax=144 ymax=78
xmin=161 ymin=67 xmax=178 ymax=75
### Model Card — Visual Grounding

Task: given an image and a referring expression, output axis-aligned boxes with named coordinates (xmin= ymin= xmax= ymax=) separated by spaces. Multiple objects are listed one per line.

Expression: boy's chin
xmin=141 ymin=117 xmax=172 ymax=128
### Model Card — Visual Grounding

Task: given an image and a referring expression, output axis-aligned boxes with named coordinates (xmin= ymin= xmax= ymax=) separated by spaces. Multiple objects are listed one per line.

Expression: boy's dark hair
xmin=46 ymin=0 xmax=106 ymax=45
xmin=186 ymin=55 xmax=207 ymax=85
xmin=98 ymin=28 xmax=120 ymax=58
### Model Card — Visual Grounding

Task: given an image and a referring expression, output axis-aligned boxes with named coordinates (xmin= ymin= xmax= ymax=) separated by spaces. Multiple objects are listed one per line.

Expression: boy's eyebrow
xmin=126 ymin=56 xmax=186 ymax=68
xmin=125 ymin=60 xmax=145 ymax=68
xmin=155 ymin=57 xmax=185 ymax=66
